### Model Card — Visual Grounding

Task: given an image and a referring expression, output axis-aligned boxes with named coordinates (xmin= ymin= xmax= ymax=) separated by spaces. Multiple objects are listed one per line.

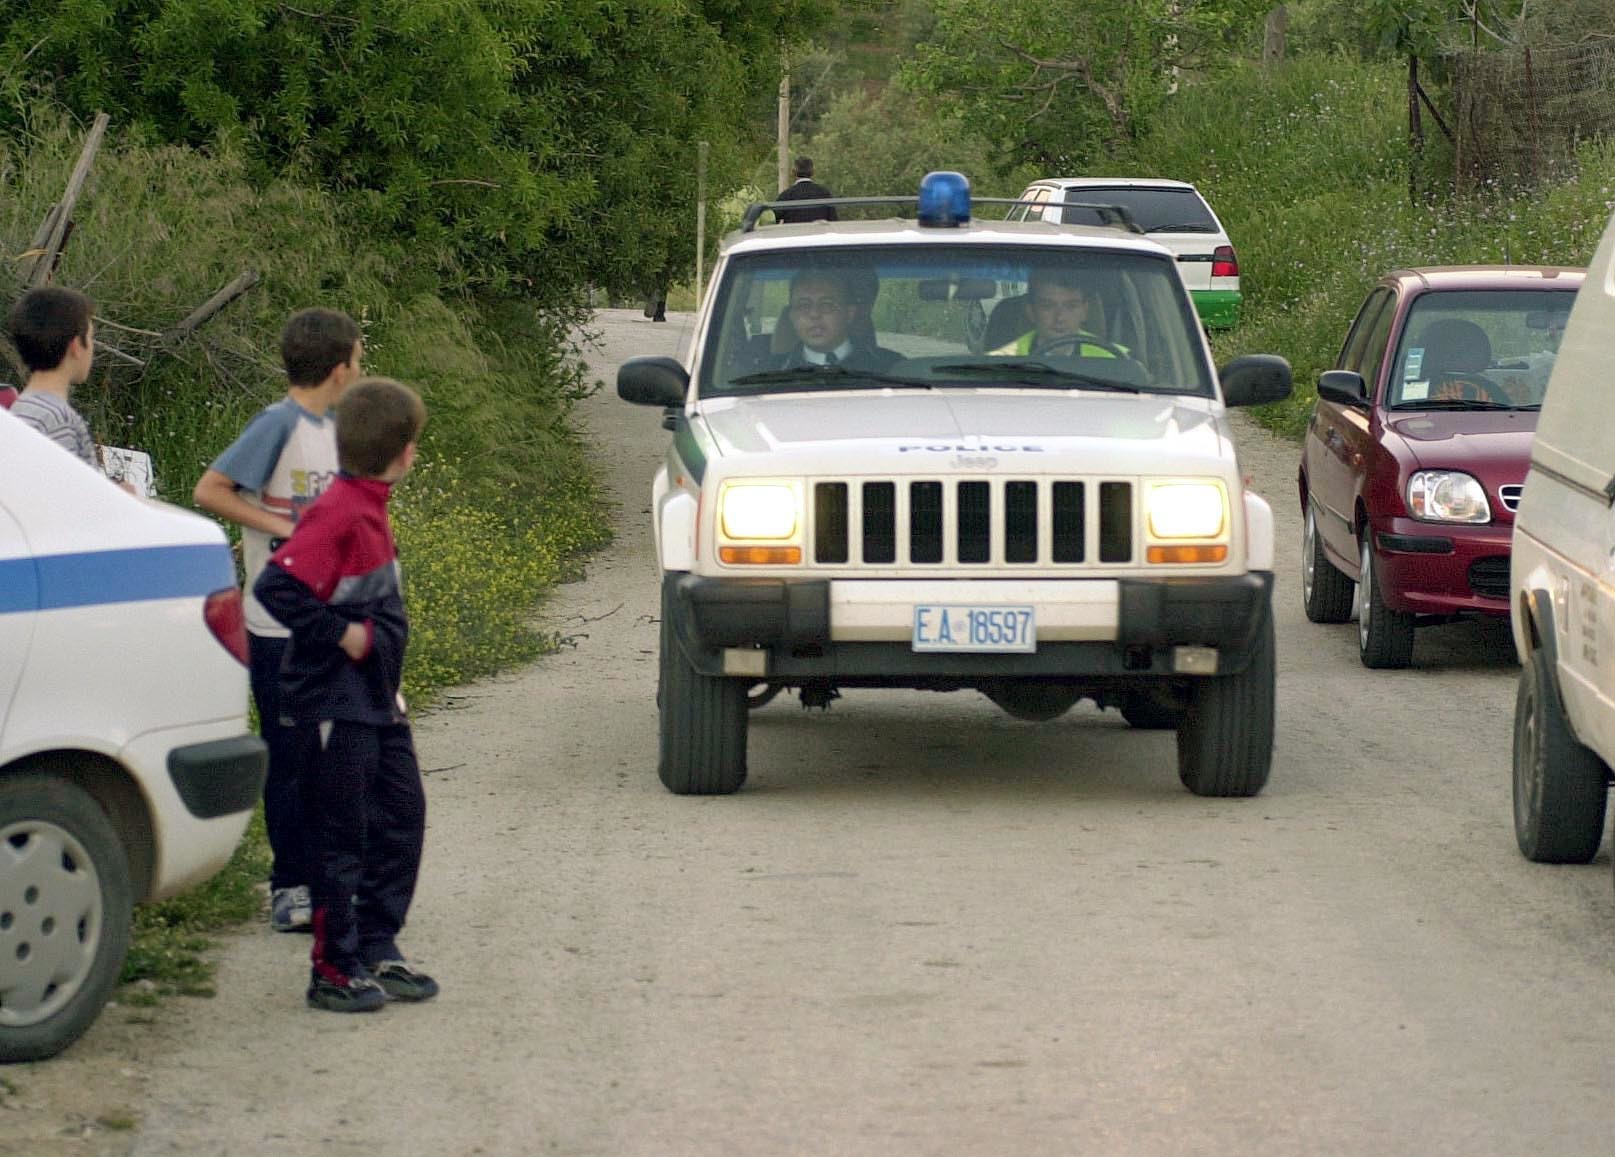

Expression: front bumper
xmin=1371 ymin=517 xmax=1512 ymax=616
xmin=666 ymin=571 xmax=1273 ymax=683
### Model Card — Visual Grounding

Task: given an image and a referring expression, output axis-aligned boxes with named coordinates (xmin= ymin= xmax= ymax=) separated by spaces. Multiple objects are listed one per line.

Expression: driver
xmin=992 ymin=268 xmax=1126 ymax=358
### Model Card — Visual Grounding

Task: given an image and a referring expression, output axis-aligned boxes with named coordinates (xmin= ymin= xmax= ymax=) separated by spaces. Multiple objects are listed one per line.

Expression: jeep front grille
xmin=811 ymin=478 xmax=1135 ymax=567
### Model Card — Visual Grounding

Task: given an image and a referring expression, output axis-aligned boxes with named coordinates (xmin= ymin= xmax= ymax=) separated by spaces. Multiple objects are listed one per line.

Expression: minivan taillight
xmin=1212 ymin=245 xmax=1239 ymax=278
xmin=204 ymin=588 xmax=250 ymax=666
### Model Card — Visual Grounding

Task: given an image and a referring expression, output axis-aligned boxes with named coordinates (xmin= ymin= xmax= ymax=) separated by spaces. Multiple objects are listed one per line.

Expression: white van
xmin=0 ymin=410 xmax=266 ymax=1062
xmin=1509 ymin=210 xmax=1615 ymax=870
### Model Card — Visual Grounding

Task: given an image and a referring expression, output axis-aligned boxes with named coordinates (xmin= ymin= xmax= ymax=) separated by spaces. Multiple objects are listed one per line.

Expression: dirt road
xmin=7 ymin=309 xmax=1615 ymax=1155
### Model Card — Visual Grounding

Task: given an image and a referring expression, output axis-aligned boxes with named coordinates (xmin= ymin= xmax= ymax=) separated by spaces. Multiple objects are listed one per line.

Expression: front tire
xmin=1302 ymin=501 xmax=1354 ymax=623
xmin=1358 ymin=535 xmax=1414 ymax=669
xmin=0 ymin=775 xmax=133 ymax=1064
xmin=1176 ymin=609 xmax=1276 ymax=797
xmin=658 ymin=584 xmax=748 ymax=795
xmin=1513 ymin=647 xmax=1608 ymax=863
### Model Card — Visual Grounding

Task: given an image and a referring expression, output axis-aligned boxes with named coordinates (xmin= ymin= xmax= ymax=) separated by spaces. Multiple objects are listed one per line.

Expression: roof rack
xmin=738 ymin=195 xmax=1144 ymax=234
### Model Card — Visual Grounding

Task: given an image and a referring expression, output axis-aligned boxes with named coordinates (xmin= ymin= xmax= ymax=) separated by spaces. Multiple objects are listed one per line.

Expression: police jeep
xmin=618 ymin=172 xmax=1291 ymax=798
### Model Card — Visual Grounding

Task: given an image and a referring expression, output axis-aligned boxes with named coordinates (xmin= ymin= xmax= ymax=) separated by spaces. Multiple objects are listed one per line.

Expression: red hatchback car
xmin=1299 ymin=266 xmax=1582 ymax=667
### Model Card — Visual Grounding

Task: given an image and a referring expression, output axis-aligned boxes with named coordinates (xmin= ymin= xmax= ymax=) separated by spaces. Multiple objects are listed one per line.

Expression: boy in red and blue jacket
xmin=254 ymin=377 xmax=436 ymax=1013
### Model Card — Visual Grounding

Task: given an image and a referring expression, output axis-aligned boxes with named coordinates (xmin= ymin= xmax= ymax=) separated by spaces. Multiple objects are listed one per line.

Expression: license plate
xmin=912 ymin=605 xmax=1036 ymax=653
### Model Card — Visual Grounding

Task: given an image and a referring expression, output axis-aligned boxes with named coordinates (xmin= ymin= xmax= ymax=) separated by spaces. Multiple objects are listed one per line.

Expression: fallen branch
xmin=93 ymin=339 xmax=146 ymax=368
xmin=163 ymin=270 xmax=261 ymax=347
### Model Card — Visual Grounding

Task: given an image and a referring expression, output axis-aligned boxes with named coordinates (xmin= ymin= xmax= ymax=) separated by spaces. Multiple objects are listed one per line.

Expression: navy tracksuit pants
xmin=248 ymin=633 xmax=312 ymax=893
xmin=306 ymin=719 xmax=425 ymax=981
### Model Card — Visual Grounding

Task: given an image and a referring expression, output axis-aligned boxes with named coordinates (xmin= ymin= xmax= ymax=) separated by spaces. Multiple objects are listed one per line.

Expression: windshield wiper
xmin=728 ymin=366 xmax=931 ymax=390
xmin=1392 ymin=397 xmax=1515 ymax=411
xmin=933 ymin=360 xmax=1143 ymax=392
xmin=1149 ymin=222 xmax=1217 ymax=233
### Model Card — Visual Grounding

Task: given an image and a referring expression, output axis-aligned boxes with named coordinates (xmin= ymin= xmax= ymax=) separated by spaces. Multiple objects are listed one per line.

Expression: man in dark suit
xmin=773 ymin=157 xmax=838 ymax=224
xmin=777 ymin=270 xmax=899 ymax=373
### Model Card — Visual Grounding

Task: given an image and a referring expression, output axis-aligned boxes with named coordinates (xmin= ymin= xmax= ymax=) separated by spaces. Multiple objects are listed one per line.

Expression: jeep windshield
xmin=699 ymin=244 xmax=1216 ymax=399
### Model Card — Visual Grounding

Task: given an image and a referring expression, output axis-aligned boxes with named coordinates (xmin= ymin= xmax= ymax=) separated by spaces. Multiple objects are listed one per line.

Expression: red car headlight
xmin=1408 ymin=471 xmax=1491 ymax=524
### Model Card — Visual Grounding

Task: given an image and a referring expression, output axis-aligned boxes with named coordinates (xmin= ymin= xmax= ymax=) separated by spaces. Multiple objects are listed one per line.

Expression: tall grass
xmin=1116 ymin=55 xmax=1615 ymax=436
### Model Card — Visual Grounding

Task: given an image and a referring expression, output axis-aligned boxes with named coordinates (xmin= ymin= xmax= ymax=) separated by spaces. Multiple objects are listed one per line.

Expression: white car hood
xmin=695 ymin=391 xmax=1233 ymax=477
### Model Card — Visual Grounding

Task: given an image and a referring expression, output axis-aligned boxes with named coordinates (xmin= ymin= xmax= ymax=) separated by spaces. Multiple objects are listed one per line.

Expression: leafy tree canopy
xmin=1 ymin=0 xmax=828 ymax=304
xmin=904 ymin=0 xmax=1270 ymax=172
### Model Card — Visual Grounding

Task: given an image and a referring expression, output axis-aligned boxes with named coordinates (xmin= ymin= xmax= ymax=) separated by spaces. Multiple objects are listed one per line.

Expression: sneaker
xmin=270 ymin=885 xmax=312 ymax=933
xmin=371 ymin=959 xmax=440 ymax=1002
xmin=306 ymin=971 xmax=388 ymax=1013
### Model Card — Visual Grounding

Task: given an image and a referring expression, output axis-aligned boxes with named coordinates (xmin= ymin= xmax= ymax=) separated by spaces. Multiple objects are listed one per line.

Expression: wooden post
xmin=1263 ymin=6 xmax=1288 ymax=70
xmin=1524 ymin=46 xmax=1542 ymax=186
xmin=27 ymin=111 xmax=110 ymax=287
xmin=1408 ymin=55 xmax=1424 ymax=204
xmin=695 ymin=141 xmax=708 ymax=311
xmin=777 ymin=47 xmax=790 ymax=196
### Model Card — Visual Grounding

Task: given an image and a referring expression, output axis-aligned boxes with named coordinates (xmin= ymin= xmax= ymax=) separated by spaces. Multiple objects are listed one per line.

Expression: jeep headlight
xmin=1408 ymin=471 xmax=1490 ymax=524
xmin=1144 ymin=480 xmax=1229 ymax=564
xmin=717 ymin=480 xmax=803 ymax=564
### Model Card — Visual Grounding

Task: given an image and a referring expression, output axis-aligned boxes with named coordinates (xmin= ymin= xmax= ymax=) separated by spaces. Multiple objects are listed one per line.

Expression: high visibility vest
xmin=991 ymin=329 xmax=1123 ymax=359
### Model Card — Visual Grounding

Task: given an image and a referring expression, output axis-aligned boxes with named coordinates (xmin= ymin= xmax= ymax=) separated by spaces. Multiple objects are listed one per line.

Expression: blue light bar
xmin=917 ymin=171 xmax=971 ymax=228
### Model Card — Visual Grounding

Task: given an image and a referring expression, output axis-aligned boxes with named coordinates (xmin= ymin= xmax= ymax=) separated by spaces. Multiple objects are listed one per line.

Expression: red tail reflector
xmin=204 ymin=588 xmax=250 ymax=666
xmin=1212 ymin=245 xmax=1238 ymax=278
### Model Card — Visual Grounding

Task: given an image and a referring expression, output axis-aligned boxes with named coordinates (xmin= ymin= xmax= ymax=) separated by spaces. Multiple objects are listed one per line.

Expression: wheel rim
xmin=0 ymin=819 xmax=104 ymax=1028
xmin=1357 ymin=538 xmax=1373 ymax=649
xmin=1302 ymin=505 xmax=1318 ymax=604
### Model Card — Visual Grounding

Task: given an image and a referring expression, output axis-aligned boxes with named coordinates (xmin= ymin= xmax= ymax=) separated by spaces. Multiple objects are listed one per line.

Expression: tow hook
xmin=800 ymin=683 xmax=840 ymax=711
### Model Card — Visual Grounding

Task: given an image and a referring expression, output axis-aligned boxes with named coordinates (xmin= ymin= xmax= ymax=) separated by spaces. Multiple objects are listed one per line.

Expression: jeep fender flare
xmin=1243 ymin=490 xmax=1275 ymax=572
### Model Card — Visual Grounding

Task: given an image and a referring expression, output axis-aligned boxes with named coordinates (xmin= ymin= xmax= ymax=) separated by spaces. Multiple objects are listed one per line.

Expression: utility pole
xmin=777 ymin=46 xmax=790 ymax=196
xmin=696 ymin=141 xmax=708 ymax=309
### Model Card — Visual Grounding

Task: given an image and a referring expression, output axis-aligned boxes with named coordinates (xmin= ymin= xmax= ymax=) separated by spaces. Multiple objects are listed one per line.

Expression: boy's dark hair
xmin=336 ymin=377 xmax=426 ymax=477
xmin=281 ymin=308 xmax=361 ymax=387
xmin=793 ymin=156 xmax=814 ymax=179
xmin=6 ymin=287 xmax=94 ymax=373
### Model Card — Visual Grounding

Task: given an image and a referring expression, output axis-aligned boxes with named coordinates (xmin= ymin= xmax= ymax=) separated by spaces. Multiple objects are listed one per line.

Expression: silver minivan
xmin=1509 ymin=209 xmax=1615 ymax=872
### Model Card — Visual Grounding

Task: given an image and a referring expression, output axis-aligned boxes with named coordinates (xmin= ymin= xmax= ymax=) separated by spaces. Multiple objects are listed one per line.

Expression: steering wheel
xmin=1432 ymin=376 xmax=1501 ymax=404
xmin=1032 ymin=333 xmax=1131 ymax=361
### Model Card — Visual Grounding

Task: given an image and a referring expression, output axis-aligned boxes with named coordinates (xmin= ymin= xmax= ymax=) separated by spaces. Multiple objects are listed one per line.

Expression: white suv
xmin=1012 ymin=178 xmax=1242 ymax=330
xmin=1509 ymin=209 xmax=1615 ymax=869
xmin=619 ymin=173 xmax=1290 ymax=798
xmin=1 ymin=411 xmax=266 ymax=1062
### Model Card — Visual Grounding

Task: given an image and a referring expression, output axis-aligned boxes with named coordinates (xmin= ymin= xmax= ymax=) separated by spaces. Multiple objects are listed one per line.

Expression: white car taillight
xmin=1212 ymin=245 xmax=1239 ymax=278
xmin=204 ymin=588 xmax=250 ymax=666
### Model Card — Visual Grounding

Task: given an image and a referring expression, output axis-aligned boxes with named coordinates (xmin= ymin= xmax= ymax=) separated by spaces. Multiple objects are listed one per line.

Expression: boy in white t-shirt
xmin=194 ymin=308 xmax=363 ymax=932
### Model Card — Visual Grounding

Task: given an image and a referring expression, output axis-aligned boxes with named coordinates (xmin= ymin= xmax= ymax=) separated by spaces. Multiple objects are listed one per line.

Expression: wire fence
xmin=1449 ymin=40 xmax=1615 ymax=189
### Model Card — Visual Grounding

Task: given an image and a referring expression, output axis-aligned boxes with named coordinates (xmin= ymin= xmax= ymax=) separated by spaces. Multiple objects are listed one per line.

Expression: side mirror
xmin=1219 ymin=354 xmax=1293 ymax=408
xmin=1316 ymin=369 xmax=1369 ymax=407
xmin=618 ymin=356 xmax=689 ymax=408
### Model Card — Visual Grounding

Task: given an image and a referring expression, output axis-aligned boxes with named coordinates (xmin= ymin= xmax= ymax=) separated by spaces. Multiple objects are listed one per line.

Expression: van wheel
xmin=1302 ymin=502 xmax=1354 ymax=623
xmin=1358 ymin=536 xmax=1414 ymax=669
xmin=659 ymin=588 xmax=748 ymax=795
xmin=1513 ymin=648 xmax=1608 ymax=863
xmin=0 ymin=775 xmax=133 ymax=1064
xmin=1176 ymin=610 xmax=1275 ymax=797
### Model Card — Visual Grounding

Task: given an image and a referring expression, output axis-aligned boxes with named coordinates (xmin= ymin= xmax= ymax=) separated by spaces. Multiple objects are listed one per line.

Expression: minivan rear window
xmin=1066 ymin=188 xmax=1217 ymax=233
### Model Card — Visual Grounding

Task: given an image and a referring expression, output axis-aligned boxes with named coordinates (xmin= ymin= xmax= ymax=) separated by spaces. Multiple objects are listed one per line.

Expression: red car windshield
xmin=1388 ymin=289 xmax=1577 ymax=410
